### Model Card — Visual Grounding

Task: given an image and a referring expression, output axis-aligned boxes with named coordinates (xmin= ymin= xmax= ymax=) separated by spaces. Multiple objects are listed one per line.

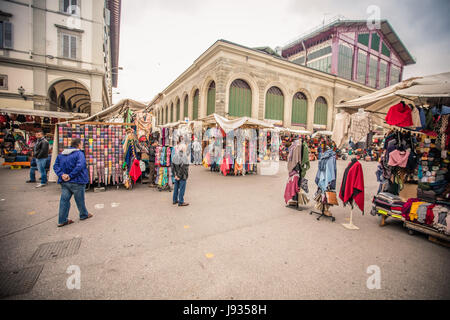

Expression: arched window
xmin=170 ymin=103 xmax=174 ymax=123
xmin=207 ymin=81 xmax=216 ymax=115
xmin=176 ymin=99 xmax=180 ymax=121
xmin=265 ymin=86 xmax=284 ymax=121
xmin=193 ymin=89 xmax=199 ymax=120
xmin=229 ymin=79 xmax=251 ymax=117
xmin=184 ymin=95 xmax=188 ymax=119
xmin=165 ymin=105 xmax=168 ymax=124
xmin=161 ymin=108 xmax=164 ymax=125
xmin=292 ymin=92 xmax=308 ymax=126
xmin=314 ymin=97 xmax=328 ymax=126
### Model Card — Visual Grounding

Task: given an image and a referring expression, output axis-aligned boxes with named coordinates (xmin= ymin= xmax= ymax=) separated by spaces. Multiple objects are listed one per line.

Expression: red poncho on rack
xmin=385 ymin=102 xmax=413 ymax=127
xmin=129 ymin=159 xmax=142 ymax=183
xmin=339 ymin=160 xmax=365 ymax=213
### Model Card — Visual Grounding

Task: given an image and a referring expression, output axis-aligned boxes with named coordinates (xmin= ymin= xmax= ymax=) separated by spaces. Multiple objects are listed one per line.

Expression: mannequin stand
xmin=342 ymin=208 xmax=359 ymax=230
xmin=310 ymin=205 xmax=335 ymax=222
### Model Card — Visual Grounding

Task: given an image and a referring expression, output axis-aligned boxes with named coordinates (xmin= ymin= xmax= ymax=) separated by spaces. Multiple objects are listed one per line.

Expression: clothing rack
xmin=310 ymin=205 xmax=336 ymax=222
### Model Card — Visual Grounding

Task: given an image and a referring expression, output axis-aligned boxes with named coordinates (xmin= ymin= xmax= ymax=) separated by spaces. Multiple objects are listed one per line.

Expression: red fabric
xmin=339 ymin=161 xmax=365 ymax=213
xmin=385 ymin=103 xmax=413 ymax=127
xmin=425 ymin=204 xmax=436 ymax=225
xmin=284 ymin=174 xmax=300 ymax=204
xmin=129 ymin=159 xmax=142 ymax=183
xmin=220 ymin=155 xmax=231 ymax=176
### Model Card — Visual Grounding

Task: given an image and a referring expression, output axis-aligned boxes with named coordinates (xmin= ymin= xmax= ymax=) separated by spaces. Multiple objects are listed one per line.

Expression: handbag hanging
xmin=325 ymin=191 xmax=339 ymax=206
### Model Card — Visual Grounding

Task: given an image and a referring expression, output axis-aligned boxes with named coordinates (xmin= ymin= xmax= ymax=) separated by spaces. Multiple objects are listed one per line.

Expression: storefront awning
xmin=0 ymin=107 xmax=88 ymax=119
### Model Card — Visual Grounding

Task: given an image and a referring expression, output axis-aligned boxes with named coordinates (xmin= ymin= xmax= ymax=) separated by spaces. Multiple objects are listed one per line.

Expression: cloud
xmin=114 ymin=0 xmax=450 ymax=103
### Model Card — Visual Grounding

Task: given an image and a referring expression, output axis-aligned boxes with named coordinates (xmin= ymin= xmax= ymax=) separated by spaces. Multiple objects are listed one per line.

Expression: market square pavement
xmin=0 ymin=160 xmax=449 ymax=299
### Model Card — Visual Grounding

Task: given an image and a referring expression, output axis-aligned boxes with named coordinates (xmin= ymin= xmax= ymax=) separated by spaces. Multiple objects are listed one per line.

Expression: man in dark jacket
xmin=171 ymin=139 xmax=189 ymax=207
xmin=148 ymin=140 xmax=157 ymax=187
xmin=53 ymin=138 xmax=92 ymax=227
xmin=34 ymin=130 xmax=49 ymax=187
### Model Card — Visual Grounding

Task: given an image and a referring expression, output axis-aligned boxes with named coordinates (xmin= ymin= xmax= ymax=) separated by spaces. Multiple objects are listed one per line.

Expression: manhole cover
xmin=29 ymin=238 xmax=82 ymax=264
xmin=0 ymin=265 xmax=44 ymax=298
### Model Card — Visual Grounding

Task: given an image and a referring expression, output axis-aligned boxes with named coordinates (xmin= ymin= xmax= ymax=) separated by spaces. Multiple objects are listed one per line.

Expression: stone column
xmin=306 ymin=97 xmax=315 ymax=132
xmin=215 ymin=70 xmax=228 ymax=117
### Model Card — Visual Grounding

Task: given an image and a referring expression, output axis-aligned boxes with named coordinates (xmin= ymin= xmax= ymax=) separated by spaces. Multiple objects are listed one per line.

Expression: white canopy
xmin=312 ymin=131 xmax=333 ymax=138
xmin=0 ymin=107 xmax=88 ymax=119
xmin=336 ymin=72 xmax=450 ymax=114
xmin=75 ymin=99 xmax=148 ymax=122
xmin=275 ymin=127 xmax=311 ymax=135
xmin=213 ymin=113 xmax=274 ymax=133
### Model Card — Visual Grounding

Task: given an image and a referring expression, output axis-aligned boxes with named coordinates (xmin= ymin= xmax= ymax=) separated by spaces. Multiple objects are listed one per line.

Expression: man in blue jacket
xmin=53 ymin=138 xmax=93 ymax=227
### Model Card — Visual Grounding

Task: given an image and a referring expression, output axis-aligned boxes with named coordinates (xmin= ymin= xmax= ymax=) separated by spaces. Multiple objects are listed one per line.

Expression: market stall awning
xmin=0 ymin=107 xmax=88 ymax=119
xmin=312 ymin=131 xmax=333 ymax=138
xmin=274 ymin=127 xmax=311 ymax=135
xmin=75 ymin=99 xmax=148 ymax=122
xmin=159 ymin=120 xmax=186 ymax=129
xmin=212 ymin=113 xmax=274 ymax=132
xmin=336 ymin=72 xmax=450 ymax=114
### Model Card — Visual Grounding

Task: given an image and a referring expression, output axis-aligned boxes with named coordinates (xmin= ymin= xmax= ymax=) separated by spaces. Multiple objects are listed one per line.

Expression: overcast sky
xmin=113 ymin=0 xmax=450 ymax=104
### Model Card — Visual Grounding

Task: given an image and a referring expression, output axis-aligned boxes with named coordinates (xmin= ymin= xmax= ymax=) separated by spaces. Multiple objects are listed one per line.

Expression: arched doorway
xmin=47 ymin=80 xmax=91 ymax=114
xmin=265 ymin=86 xmax=284 ymax=121
xmin=292 ymin=92 xmax=308 ymax=126
xmin=170 ymin=102 xmax=174 ymax=123
xmin=207 ymin=81 xmax=216 ymax=115
xmin=229 ymin=79 xmax=252 ymax=117
xmin=314 ymin=96 xmax=328 ymax=126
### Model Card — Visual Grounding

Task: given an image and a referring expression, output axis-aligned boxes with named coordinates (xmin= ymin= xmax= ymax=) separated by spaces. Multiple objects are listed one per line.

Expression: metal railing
xmin=282 ymin=14 xmax=347 ymax=50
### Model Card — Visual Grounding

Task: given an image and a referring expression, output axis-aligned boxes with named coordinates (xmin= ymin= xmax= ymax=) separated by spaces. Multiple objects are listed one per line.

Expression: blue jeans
xmin=36 ymin=158 xmax=47 ymax=184
xmin=58 ymin=183 xmax=89 ymax=224
xmin=173 ymin=179 xmax=187 ymax=204
xmin=30 ymin=166 xmax=38 ymax=182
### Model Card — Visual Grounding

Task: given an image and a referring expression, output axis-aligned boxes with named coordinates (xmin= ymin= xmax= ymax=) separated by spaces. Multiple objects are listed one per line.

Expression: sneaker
xmin=178 ymin=203 xmax=190 ymax=207
xmin=35 ymin=183 xmax=47 ymax=188
xmin=173 ymin=201 xmax=178 ymax=205
xmin=26 ymin=180 xmax=36 ymax=183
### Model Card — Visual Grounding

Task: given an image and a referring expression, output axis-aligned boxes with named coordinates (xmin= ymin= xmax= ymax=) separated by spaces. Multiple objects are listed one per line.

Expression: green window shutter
xmin=358 ymin=33 xmax=369 ymax=47
xmin=265 ymin=87 xmax=284 ymax=121
xmin=192 ymin=90 xmax=199 ymax=120
xmin=314 ymin=97 xmax=328 ymax=126
xmin=371 ymin=33 xmax=380 ymax=51
xmin=229 ymin=79 xmax=251 ymax=117
xmin=176 ymin=100 xmax=180 ymax=121
xmin=381 ymin=42 xmax=391 ymax=57
xmin=292 ymin=92 xmax=308 ymax=126
xmin=207 ymin=82 xmax=216 ymax=115
xmin=183 ymin=96 xmax=188 ymax=118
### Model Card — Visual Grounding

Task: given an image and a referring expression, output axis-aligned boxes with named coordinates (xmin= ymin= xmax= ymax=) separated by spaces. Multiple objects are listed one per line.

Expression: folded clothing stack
xmin=373 ymin=192 xmax=405 ymax=213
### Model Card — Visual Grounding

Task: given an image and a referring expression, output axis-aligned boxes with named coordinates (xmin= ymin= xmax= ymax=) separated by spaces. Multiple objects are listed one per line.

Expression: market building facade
xmin=153 ymin=39 xmax=375 ymax=132
xmin=0 ymin=0 xmax=121 ymax=115
xmin=153 ymin=18 xmax=414 ymax=132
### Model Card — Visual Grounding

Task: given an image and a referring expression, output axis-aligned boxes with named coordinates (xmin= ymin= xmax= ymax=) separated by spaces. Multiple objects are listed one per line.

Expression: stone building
xmin=0 ymin=0 xmax=121 ymax=115
xmin=152 ymin=18 xmax=414 ymax=132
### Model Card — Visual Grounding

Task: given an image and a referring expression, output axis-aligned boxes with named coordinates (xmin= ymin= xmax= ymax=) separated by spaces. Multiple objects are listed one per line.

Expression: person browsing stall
xmin=53 ymin=138 xmax=93 ymax=227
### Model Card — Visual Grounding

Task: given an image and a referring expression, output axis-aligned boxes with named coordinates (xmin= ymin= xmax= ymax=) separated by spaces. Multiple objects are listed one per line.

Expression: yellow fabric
xmin=409 ymin=202 xmax=425 ymax=221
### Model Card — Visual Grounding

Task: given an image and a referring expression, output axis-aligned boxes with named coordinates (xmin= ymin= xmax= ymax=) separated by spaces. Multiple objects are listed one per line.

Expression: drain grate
xmin=29 ymin=237 xmax=82 ymax=264
xmin=0 ymin=265 xmax=44 ymax=298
